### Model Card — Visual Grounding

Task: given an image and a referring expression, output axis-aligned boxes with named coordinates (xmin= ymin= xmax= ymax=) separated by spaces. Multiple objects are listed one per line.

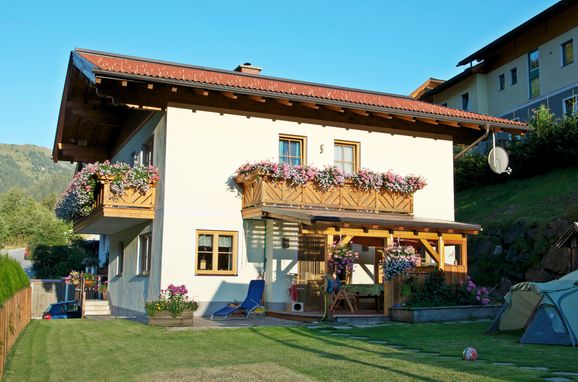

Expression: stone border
xmin=390 ymin=304 xmax=501 ymax=323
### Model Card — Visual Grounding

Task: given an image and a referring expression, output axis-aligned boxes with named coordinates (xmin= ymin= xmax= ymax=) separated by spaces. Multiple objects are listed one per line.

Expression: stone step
xmin=84 ymin=300 xmax=109 ymax=307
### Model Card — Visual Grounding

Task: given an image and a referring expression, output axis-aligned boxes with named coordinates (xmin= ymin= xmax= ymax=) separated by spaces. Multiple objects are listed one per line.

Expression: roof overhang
xmin=53 ymin=49 xmax=530 ymax=162
xmin=249 ymin=206 xmax=481 ymax=235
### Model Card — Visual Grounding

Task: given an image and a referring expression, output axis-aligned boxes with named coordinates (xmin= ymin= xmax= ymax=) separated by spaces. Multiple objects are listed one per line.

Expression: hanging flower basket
xmin=327 ymin=243 xmax=359 ymax=282
xmin=383 ymin=245 xmax=421 ymax=281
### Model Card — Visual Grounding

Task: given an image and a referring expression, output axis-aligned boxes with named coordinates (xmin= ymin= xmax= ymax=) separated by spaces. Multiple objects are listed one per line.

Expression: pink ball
xmin=462 ymin=347 xmax=478 ymax=361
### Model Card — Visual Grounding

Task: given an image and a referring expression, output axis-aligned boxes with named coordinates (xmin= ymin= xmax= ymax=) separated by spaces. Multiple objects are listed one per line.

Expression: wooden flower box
xmin=148 ymin=311 xmax=195 ymax=327
xmin=235 ymin=173 xmax=413 ymax=214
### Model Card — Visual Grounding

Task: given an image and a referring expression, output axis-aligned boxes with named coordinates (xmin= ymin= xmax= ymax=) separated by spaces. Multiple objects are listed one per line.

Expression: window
xmin=142 ymin=137 xmax=154 ymax=166
xmin=562 ymin=40 xmax=574 ymax=67
xmin=116 ymin=241 xmax=124 ymax=276
xmin=279 ymin=135 xmax=305 ymax=165
xmin=510 ymin=68 xmax=517 ymax=85
xmin=196 ymin=230 xmax=238 ymax=275
xmin=334 ymin=140 xmax=359 ymax=175
xmin=138 ymin=233 xmax=152 ymax=276
xmin=563 ymin=95 xmax=578 ymax=116
xmin=498 ymin=74 xmax=505 ymax=91
xmin=461 ymin=93 xmax=469 ymax=111
xmin=528 ymin=49 xmax=540 ymax=98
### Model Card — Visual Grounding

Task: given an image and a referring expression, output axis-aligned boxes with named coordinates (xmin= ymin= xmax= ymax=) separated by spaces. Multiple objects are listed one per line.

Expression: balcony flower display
xmin=383 ymin=245 xmax=421 ymax=280
xmin=235 ymin=161 xmax=426 ymax=194
xmin=55 ymin=161 xmax=159 ymax=221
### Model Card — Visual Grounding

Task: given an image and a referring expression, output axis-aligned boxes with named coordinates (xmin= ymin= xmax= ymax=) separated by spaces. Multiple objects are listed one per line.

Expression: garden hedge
xmin=0 ymin=255 xmax=30 ymax=305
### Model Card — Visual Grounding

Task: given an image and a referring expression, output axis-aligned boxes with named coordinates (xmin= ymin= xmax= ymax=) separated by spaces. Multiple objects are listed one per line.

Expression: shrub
xmin=406 ymin=270 xmax=493 ymax=307
xmin=0 ymin=255 xmax=30 ymax=305
xmin=31 ymin=240 xmax=98 ymax=279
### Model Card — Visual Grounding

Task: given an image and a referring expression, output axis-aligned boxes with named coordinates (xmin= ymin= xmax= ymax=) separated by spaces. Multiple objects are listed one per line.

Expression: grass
xmin=455 ymin=167 xmax=578 ymax=226
xmin=4 ymin=319 xmax=578 ymax=382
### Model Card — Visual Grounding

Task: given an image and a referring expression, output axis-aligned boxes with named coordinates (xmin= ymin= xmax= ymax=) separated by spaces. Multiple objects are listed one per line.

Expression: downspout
xmin=454 ymin=124 xmax=490 ymax=160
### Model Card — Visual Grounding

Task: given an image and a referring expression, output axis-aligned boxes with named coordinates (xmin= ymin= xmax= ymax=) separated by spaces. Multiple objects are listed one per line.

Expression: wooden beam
xmin=146 ymin=84 xmax=154 ymax=90
xmin=275 ymin=98 xmax=293 ymax=107
xmin=349 ymin=109 xmax=369 ymax=116
xmin=337 ymin=235 xmax=354 ymax=246
xmin=248 ymin=95 xmax=266 ymax=103
xmin=58 ymin=143 xmax=108 ymax=161
xmin=439 ymin=120 xmax=460 ymax=127
xmin=171 ymin=87 xmax=178 ymax=93
xmin=121 ymin=80 xmax=128 ymax=87
xmin=222 ymin=92 xmax=238 ymax=100
xmin=395 ymin=115 xmax=416 ymax=123
xmin=459 ymin=122 xmax=481 ymax=130
xmin=95 ymin=77 xmax=102 ymax=84
xmin=194 ymin=89 xmax=209 ymax=96
xmin=419 ymin=239 xmax=441 ymax=265
xmin=372 ymin=112 xmax=393 ymax=119
xmin=299 ymin=101 xmax=319 ymax=110
xmin=324 ymin=105 xmax=344 ymax=113
xmin=416 ymin=117 xmax=438 ymax=125
xmin=300 ymin=227 xmax=469 ymax=241
xmin=437 ymin=235 xmax=445 ymax=271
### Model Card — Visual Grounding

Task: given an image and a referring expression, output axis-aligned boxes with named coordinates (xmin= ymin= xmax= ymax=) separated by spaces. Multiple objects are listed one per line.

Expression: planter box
xmin=148 ymin=311 xmax=195 ymax=327
xmin=235 ymin=173 xmax=413 ymax=214
xmin=390 ymin=304 xmax=501 ymax=323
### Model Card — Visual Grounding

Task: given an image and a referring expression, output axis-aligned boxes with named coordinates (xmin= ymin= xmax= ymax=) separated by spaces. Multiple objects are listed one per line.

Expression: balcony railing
xmin=73 ymin=177 xmax=156 ymax=234
xmin=235 ymin=172 xmax=413 ymax=214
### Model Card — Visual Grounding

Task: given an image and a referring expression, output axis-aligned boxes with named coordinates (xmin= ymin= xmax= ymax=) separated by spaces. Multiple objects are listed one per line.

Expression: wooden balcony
xmin=235 ymin=172 xmax=413 ymax=214
xmin=73 ymin=178 xmax=156 ymax=234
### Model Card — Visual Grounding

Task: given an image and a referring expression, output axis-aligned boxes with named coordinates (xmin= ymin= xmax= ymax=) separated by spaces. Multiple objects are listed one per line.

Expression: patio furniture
xmin=210 ymin=280 xmax=265 ymax=320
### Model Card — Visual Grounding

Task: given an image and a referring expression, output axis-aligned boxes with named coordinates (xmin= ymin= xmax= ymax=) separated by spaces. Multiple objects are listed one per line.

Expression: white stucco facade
xmin=102 ymin=103 xmax=456 ymax=317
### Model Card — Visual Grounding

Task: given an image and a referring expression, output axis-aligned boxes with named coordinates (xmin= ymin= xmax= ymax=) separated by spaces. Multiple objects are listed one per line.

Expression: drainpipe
xmin=454 ymin=124 xmax=490 ymax=160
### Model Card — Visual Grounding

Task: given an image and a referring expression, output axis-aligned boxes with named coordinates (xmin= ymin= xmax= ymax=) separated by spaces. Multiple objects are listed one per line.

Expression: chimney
xmin=234 ymin=62 xmax=262 ymax=75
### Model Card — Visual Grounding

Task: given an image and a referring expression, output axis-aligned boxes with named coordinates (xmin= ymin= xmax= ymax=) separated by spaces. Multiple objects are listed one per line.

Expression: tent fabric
xmin=488 ymin=270 xmax=578 ymax=346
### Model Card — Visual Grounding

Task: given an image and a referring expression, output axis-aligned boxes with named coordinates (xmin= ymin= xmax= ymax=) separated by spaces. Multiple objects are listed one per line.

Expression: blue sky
xmin=0 ymin=0 xmax=558 ymax=148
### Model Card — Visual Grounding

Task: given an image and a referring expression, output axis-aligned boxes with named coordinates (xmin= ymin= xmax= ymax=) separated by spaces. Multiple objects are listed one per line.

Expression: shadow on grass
xmin=250 ymin=326 xmax=437 ymax=382
xmin=278 ymin=326 xmax=546 ymax=382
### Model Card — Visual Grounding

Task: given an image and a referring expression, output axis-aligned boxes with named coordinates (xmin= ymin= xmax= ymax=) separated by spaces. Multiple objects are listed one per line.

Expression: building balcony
xmin=73 ymin=177 xmax=156 ymax=234
xmin=235 ymin=171 xmax=413 ymax=215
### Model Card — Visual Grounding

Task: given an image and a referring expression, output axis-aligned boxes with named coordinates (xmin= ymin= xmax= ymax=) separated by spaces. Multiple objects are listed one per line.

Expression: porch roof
xmin=258 ymin=206 xmax=481 ymax=234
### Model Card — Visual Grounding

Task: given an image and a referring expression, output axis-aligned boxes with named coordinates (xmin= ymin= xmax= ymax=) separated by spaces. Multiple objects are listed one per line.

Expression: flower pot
xmin=148 ymin=311 xmax=195 ymax=327
xmin=84 ymin=280 xmax=95 ymax=287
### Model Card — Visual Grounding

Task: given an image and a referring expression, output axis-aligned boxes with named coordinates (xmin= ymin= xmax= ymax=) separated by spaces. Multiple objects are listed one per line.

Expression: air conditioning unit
xmin=291 ymin=302 xmax=304 ymax=312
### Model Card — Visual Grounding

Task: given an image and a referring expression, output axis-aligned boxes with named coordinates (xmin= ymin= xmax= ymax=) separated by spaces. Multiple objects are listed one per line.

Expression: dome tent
xmin=486 ymin=270 xmax=578 ymax=346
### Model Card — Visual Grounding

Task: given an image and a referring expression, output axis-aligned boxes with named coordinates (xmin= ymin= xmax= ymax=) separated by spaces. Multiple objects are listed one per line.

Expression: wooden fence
xmin=0 ymin=287 xmax=32 ymax=378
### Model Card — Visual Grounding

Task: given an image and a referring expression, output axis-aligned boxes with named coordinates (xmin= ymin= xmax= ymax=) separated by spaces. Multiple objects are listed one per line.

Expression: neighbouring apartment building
xmin=415 ymin=0 xmax=578 ymax=123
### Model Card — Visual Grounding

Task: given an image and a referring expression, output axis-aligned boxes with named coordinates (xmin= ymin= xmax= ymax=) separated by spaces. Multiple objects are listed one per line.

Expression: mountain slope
xmin=0 ymin=144 xmax=74 ymax=200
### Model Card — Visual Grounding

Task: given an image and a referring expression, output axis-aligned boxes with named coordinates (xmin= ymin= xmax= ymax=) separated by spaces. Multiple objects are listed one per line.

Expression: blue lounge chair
xmin=210 ymin=280 xmax=265 ymax=320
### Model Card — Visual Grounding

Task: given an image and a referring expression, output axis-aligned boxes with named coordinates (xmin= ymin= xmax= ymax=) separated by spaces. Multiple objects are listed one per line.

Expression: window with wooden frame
xmin=334 ymin=140 xmax=360 ymax=175
xmin=116 ymin=241 xmax=124 ymax=276
xmin=137 ymin=233 xmax=152 ymax=276
xmin=279 ymin=134 xmax=306 ymax=166
xmin=196 ymin=230 xmax=238 ymax=275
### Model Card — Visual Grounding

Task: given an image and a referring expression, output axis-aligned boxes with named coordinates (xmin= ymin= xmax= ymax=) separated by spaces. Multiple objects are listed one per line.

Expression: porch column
xmin=264 ymin=220 xmax=275 ymax=309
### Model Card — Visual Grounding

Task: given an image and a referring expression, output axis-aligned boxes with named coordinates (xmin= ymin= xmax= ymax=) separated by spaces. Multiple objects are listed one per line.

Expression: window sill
xmin=136 ymin=273 xmax=150 ymax=277
xmin=195 ymin=272 xmax=238 ymax=276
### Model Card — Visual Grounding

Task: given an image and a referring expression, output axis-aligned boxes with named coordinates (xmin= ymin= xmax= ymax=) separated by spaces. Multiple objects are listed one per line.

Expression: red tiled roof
xmin=76 ymin=50 xmax=527 ymax=128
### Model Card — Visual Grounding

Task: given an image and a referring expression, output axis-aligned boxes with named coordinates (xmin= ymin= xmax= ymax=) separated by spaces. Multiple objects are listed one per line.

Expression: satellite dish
xmin=488 ymin=146 xmax=512 ymax=174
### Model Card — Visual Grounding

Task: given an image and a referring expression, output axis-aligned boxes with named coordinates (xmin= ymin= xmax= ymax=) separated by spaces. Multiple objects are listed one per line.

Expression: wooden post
xmin=437 ymin=234 xmax=445 ymax=271
xmin=383 ymin=279 xmax=393 ymax=316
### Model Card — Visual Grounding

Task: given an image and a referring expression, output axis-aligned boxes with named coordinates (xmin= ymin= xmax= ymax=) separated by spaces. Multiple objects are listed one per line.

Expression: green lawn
xmin=4 ymin=319 xmax=577 ymax=382
xmin=455 ymin=167 xmax=578 ymax=226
